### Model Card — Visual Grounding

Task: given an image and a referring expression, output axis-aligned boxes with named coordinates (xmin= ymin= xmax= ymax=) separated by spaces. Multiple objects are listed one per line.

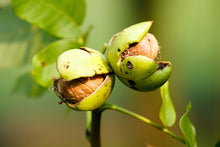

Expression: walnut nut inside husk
xmin=54 ymin=75 xmax=104 ymax=104
xmin=121 ymin=33 xmax=159 ymax=61
xmin=54 ymin=74 xmax=114 ymax=111
xmin=107 ymin=21 xmax=172 ymax=91
xmin=54 ymin=48 xmax=115 ymax=111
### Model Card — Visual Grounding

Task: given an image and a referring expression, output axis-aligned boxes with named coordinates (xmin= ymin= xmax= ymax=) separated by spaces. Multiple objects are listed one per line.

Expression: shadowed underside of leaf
xmin=32 ymin=39 xmax=83 ymax=87
xmin=10 ymin=0 xmax=86 ymax=39
xmin=180 ymin=103 xmax=197 ymax=147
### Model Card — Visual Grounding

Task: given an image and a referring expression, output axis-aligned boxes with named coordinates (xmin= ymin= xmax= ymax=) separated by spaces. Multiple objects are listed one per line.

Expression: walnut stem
xmin=98 ymin=103 xmax=186 ymax=144
xmin=90 ymin=109 xmax=102 ymax=147
xmin=87 ymin=102 xmax=185 ymax=147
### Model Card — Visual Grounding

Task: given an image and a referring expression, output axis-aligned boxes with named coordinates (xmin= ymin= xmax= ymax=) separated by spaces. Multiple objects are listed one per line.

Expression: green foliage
xmin=180 ymin=103 xmax=197 ymax=147
xmin=0 ymin=5 xmax=55 ymax=68
xmin=5 ymin=0 xmax=87 ymax=94
xmin=10 ymin=0 xmax=86 ymax=39
xmin=32 ymin=39 xmax=83 ymax=87
xmin=159 ymin=81 xmax=176 ymax=127
xmin=12 ymin=72 xmax=46 ymax=97
xmin=0 ymin=0 xmax=10 ymax=8
xmin=3 ymin=0 xmax=199 ymax=146
xmin=0 ymin=5 xmax=56 ymax=97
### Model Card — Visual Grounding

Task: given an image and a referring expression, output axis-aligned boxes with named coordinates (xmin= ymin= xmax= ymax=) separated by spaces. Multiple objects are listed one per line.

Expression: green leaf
xmin=159 ymin=81 xmax=176 ymax=127
xmin=0 ymin=5 xmax=56 ymax=68
xmin=32 ymin=39 xmax=83 ymax=87
xmin=10 ymin=0 xmax=86 ymax=39
xmin=180 ymin=102 xmax=197 ymax=147
xmin=12 ymin=72 xmax=46 ymax=97
xmin=0 ymin=0 xmax=10 ymax=7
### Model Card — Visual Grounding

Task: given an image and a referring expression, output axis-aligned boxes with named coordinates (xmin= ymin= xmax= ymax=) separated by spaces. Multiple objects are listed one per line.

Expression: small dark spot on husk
xmin=126 ymin=61 xmax=133 ymax=69
xmin=117 ymin=49 xmax=121 ymax=52
xmin=157 ymin=62 xmax=169 ymax=70
xmin=128 ymin=80 xmax=136 ymax=86
xmin=125 ymin=72 xmax=128 ymax=74
xmin=80 ymin=47 xmax=90 ymax=53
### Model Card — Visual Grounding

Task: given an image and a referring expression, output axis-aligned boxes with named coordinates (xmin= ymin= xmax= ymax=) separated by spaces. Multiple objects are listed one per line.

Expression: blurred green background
xmin=0 ymin=0 xmax=220 ymax=146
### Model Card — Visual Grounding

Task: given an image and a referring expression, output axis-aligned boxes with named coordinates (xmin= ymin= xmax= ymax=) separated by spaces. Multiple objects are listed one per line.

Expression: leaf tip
xmin=186 ymin=102 xmax=192 ymax=112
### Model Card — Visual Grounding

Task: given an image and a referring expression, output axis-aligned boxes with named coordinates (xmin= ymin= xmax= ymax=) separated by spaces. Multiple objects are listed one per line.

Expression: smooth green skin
xmin=107 ymin=21 xmax=172 ymax=91
xmin=57 ymin=47 xmax=112 ymax=81
xmin=120 ymin=56 xmax=158 ymax=79
xmin=120 ymin=62 xmax=172 ymax=91
xmin=66 ymin=74 xmax=115 ymax=111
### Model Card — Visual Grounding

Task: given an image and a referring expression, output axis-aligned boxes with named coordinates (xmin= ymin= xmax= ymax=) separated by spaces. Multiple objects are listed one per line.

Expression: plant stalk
xmin=87 ymin=102 xmax=185 ymax=147
xmin=86 ymin=111 xmax=92 ymax=142
xmin=90 ymin=109 xmax=102 ymax=147
xmin=98 ymin=103 xmax=186 ymax=144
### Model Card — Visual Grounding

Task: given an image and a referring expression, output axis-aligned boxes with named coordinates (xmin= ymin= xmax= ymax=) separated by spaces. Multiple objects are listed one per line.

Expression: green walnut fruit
xmin=107 ymin=21 xmax=172 ymax=91
xmin=54 ymin=47 xmax=115 ymax=111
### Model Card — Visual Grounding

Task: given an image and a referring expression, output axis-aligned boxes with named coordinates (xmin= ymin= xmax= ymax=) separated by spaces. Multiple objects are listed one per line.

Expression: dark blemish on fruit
xmin=66 ymin=65 xmax=69 ymax=69
xmin=99 ymin=68 xmax=101 ymax=71
xmin=125 ymin=72 xmax=128 ymax=74
xmin=80 ymin=47 xmax=88 ymax=51
xmin=117 ymin=49 xmax=121 ymax=52
xmin=157 ymin=62 xmax=169 ymax=70
xmin=128 ymin=80 xmax=136 ymax=86
xmin=126 ymin=61 xmax=133 ymax=69
xmin=120 ymin=67 xmax=122 ymax=72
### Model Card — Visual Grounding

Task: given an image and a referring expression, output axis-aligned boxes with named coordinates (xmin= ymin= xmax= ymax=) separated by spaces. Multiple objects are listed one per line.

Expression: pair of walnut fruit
xmin=54 ymin=21 xmax=172 ymax=111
